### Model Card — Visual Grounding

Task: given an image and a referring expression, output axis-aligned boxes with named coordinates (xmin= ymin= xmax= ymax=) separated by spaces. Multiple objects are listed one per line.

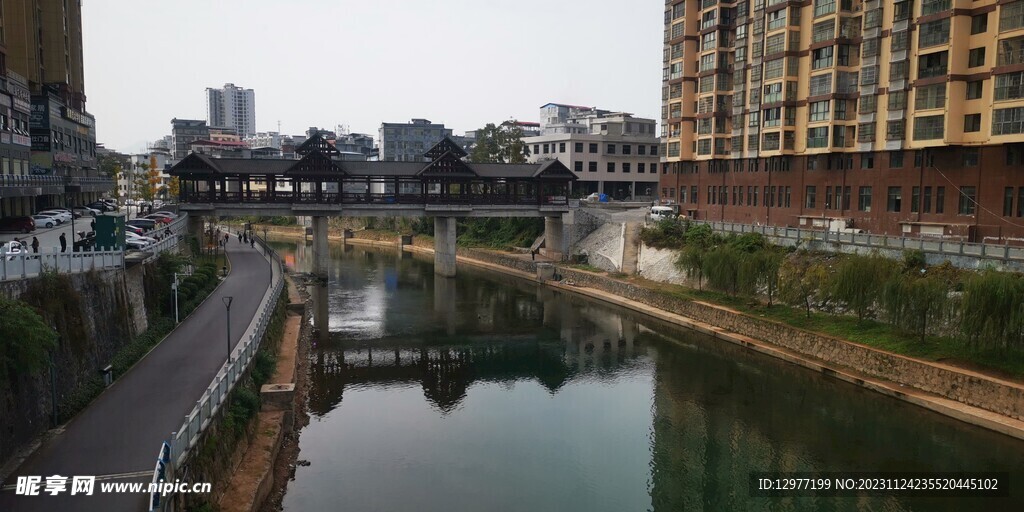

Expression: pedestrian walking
xmin=90 ymin=219 xmax=96 ymax=232
xmin=31 ymin=237 xmax=39 ymax=253
xmin=250 ymin=237 xmax=255 ymax=248
xmin=238 ymin=232 xmax=242 ymax=243
xmin=531 ymin=249 xmax=536 ymax=261
xmin=224 ymin=233 xmax=229 ymax=246
xmin=59 ymin=232 xmax=67 ymax=253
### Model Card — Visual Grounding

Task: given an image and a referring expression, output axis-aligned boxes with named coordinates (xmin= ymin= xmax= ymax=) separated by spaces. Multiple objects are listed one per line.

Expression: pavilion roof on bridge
xmin=295 ymin=132 xmax=340 ymax=157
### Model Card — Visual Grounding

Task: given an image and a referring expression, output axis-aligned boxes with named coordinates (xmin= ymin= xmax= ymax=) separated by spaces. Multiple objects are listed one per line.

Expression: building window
xmin=622 ymin=144 xmax=632 ymax=155
xmin=887 ymin=120 xmax=906 ymax=140
xmin=607 ymin=162 xmax=615 ymax=172
xmin=589 ymin=143 xmax=598 ymax=153
xmin=1005 ymin=187 xmax=1015 ymax=216
xmin=809 ymin=100 xmax=830 ymax=121
xmin=588 ymin=162 xmax=597 ymax=172
xmin=812 ymin=20 xmax=835 ymax=43
xmin=919 ymin=19 xmax=950 ymax=48
xmin=972 ymin=13 xmax=989 ymax=34
xmin=806 ymin=186 xmax=817 ymax=208
xmin=915 ymin=83 xmax=946 ymax=110
xmin=936 ymin=186 xmax=945 ymax=213
xmin=574 ymin=161 xmax=583 ymax=172
xmin=967 ymin=80 xmax=984 ymax=100
xmin=912 ymin=186 xmax=921 ymax=213
xmin=807 ymin=127 xmax=829 ymax=148
xmin=559 ymin=142 xmax=566 ymax=153
xmin=964 ymin=114 xmax=982 ymax=133
xmin=890 ymin=151 xmax=904 ymax=168
xmin=861 ymin=153 xmax=874 ymax=169
xmin=638 ymin=145 xmax=647 ymax=155
xmin=543 ymin=144 xmax=549 ymax=154
xmin=993 ymin=107 xmax=1024 ymax=135
xmin=918 ymin=51 xmax=948 ymax=79
xmin=923 ymin=186 xmax=933 ymax=213
xmin=995 ymin=72 xmax=1024 ymax=101
xmin=809 ymin=74 xmax=833 ymax=96
xmin=651 ymin=145 xmax=659 ymax=156
xmin=574 ymin=142 xmax=583 ymax=152
xmin=959 ymin=186 xmax=977 ymax=215
xmin=969 ymin=47 xmax=986 ymax=68
xmin=826 ymin=187 xmax=834 ymax=209
xmin=887 ymin=186 xmax=902 ymax=212
xmin=963 ymin=148 xmax=980 ymax=166
xmin=1001 ymin=1 xmax=1024 ymax=32
xmin=607 ymin=144 xmax=616 ymax=154
xmin=913 ymin=115 xmax=945 ymax=140
xmin=622 ymin=162 xmax=631 ymax=173
xmin=691 ymin=185 xmax=698 ymax=204
xmin=859 ymin=186 xmax=873 ymax=212
xmin=1018 ymin=187 xmax=1024 ymax=217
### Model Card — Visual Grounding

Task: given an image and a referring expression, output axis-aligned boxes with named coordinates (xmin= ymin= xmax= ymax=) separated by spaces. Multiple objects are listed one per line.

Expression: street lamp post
xmin=223 ymin=296 xmax=233 ymax=362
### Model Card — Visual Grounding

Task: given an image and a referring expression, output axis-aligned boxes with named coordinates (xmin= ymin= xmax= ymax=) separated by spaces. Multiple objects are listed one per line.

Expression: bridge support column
xmin=314 ymin=281 xmax=330 ymax=342
xmin=311 ymin=216 xmax=329 ymax=279
xmin=187 ymin=215 xmax=204 ymax=239
xmin=544 ymin=215 xmax=565 ymax=261
xmin=434 ymin=216 xmax=457 ymax=277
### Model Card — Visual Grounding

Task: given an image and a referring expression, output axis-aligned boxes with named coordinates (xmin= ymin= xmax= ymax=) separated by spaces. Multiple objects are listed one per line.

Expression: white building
xmin=524 ymin=104 xmax=660 ymax=200
xmin=244 ymin=131 xmax=285 ymax=149
xmin=206 ymin=83 xmax=256 ymax=138
xmin=120 ymin=149 xmax=173 ymax=200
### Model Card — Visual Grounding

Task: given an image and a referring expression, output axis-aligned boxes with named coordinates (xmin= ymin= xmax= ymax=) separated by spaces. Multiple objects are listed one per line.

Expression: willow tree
xmin=959 ymin=270 xmax=1024 ymax=350
xmin=882 ymin=272 xmax=950 ymax=343
xmin=830 ymin=252 xmax=896 ymax=321
xmin=779 ymin=250 xmax=829 ymax=317
xmin=675 ymin=224 xmax=716 ymax=291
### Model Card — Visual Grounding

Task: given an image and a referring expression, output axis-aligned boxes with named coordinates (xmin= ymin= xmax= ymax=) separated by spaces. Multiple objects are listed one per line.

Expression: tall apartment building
xmin=525 ymin=104 xmax=661 ymax=200
xmin=171 ymin=119 xmax=210 ymax=161
xmin=0 ymin=0 xmax=106 ymax=216
xmin=206 ymin=83 xmax=256 ymax=138
xmin=661 ymin=0 xmax=1024 ymax=242
xmin=379 ymin=119 xmax=452 ymax=162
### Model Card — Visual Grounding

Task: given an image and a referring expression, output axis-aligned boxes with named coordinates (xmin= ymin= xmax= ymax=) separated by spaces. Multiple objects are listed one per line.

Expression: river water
xmin=271 ymin=240 xmax=1024 ymax=512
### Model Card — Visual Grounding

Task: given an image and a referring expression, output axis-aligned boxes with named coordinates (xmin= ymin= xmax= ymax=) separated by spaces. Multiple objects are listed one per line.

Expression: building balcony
xmin=65 ymin=176 xmax=115 ymax=193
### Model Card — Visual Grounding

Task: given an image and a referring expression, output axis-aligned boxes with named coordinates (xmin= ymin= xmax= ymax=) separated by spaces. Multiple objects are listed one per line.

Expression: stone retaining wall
xmin=555 ymin=267 xmax=1024 ymax=421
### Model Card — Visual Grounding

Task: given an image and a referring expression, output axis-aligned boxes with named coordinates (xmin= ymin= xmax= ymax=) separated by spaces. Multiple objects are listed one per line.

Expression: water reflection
xmin=272 ymin=240 xmax=1024 ymax=512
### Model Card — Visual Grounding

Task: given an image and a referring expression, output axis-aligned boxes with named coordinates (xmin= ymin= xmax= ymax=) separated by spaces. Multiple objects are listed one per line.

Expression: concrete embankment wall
xmin=0 ymin=264 xmax=150 ymax=466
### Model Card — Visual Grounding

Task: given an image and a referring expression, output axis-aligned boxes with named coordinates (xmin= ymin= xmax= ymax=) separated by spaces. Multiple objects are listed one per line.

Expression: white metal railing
xmin=141 ymin=213 xmax=190 ymax=262
xmin=0 ymin=248 xmax=125 ymax=281
xmin=688 ymin=220 xmax=1024 ymax=263
xmin=150 ymin=235 xmax=283 ymax=511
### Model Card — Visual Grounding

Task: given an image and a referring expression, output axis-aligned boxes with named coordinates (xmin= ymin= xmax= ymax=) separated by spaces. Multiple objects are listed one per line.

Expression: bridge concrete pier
xmin=434 ymin=216 xmax=457 ymax=277
xmin=544 ymin=215 xmax=565 ymax=261
xmin=313 ymin=281 xmax=330 ymax=342
xmin=311 ymin=216 xmax=329 ymax=279
xmin=188 ymin=214 xmax=204 ymax=239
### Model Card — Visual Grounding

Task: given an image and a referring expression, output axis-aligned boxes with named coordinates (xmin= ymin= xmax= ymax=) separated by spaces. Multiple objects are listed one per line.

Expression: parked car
xmin=32 ymin=213 xmax=62 ymax=228
xmin=73 ymin=206 xmax=101 ymax=217
xmin=648 ymin=206 xmax=678 ymax=222
xmin=125 ymin=239 xmax=148 ymax=251
xmin=126 ymin=231 xmax=157 ymax=245
xmin=43 ymin=207 xmax=81 ymax=219
xmin=38 ymin=210 xmax=71 ymax=223
xmin=87 ymin=201 xmax=113 ymax=212
xmin=154 ymin=211 xmax=178 ymax=219
xmin=142 ymin=214 xmax=173 ymax=224
xmin=0 ymin=216 xmax=35 ymax=233
xmin=127 ymin=218 xmax=157 ymax=231
xmin=125 ymin=224 xmax=146 ymax=236
xmin=1 ymin=240 xmax=27 ymax=260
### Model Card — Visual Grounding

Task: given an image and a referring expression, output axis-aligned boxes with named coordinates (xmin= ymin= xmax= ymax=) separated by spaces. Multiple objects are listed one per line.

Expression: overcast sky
xmin=82 ymin=0 xmax=663 ymax=154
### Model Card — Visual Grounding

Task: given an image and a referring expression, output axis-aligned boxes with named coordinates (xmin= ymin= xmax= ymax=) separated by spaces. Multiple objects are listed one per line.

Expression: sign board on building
xmin=12 ymin=134 xmax=31 ymax=146
xmin=13 ymin=98 xmax=31 ymax=114
xmin=31 ymin=134 xmax=50 ymax=151
xmin=61 ymin=107 xmax=93 ymax=127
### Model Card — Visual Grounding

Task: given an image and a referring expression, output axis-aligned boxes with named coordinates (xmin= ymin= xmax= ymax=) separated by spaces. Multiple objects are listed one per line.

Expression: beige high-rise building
xmin=660 ymin=0 xmax=1024 ymax=242
xmin=3 ymin=0 xmax=86 ymax=108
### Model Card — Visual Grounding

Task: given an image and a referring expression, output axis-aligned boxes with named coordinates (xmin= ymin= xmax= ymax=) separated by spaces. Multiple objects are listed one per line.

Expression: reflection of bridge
xmin=170 ymin=135 xmax=577 ymax=278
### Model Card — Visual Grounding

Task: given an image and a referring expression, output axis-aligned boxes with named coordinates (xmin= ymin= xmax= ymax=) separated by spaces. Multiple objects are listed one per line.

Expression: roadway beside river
xmin=0 ymin=239 xmax=273 ymax=512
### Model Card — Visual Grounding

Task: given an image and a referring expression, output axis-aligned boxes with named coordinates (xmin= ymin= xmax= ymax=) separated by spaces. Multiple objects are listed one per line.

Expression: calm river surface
xmin=272 ymin=240 xmax=1024 ymax=512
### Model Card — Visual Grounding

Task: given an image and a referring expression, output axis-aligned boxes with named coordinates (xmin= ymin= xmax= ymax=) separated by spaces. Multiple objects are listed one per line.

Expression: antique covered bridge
xmin=169 ymin=134 xmax=577 ymax=276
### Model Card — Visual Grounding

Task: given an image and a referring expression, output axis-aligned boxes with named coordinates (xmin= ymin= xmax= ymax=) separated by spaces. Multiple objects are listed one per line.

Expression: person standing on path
xmin=31 ymin=237 xmax=39 ymax=254
xmin=59 ymin=232 xmax=67 ymax=253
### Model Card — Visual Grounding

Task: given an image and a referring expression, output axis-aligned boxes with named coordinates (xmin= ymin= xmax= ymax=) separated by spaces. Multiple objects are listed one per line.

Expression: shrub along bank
xmin=638 ymin=219 xmax=1024 ymax=377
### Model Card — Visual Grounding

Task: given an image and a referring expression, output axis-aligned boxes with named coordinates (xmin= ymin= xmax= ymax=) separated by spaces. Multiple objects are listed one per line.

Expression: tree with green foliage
xmin=639 ymin=218 xmax=690 ymax=249
xmin=959 ymin=269 xmax=1024 ymax=350
xmin=753 ymin=247 xmax=785 ymax=306
xmin=469 ymin=120 xmax=529 ymax=164
xmin=705 ymin=244 xmax=743 ymax=295
xmin=779 ymin=250 xmax=830 ymax=317
xmin=0 ymin=297 xmax=58 ymax=389
xmin=882 ymin=271 xmax=950 ymax=343
xmin=829 ymin=252 xmax=896 ymax=321
xmin=675 ymin=224 xmax=717 ymax=290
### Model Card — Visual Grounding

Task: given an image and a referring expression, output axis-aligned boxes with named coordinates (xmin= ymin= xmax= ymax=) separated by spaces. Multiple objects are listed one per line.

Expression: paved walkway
xmin=0 ymin=239 xmax=273 ymax=511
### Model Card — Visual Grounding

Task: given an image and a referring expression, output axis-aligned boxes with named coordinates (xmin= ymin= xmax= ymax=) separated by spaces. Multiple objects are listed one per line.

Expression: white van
xmin=648 ymin=206 xmax=677 ymax=222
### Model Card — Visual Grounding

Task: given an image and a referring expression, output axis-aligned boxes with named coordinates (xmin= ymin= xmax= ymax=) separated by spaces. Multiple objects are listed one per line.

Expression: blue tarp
xmin=599 ymin=194 xmax=609 ymax=202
